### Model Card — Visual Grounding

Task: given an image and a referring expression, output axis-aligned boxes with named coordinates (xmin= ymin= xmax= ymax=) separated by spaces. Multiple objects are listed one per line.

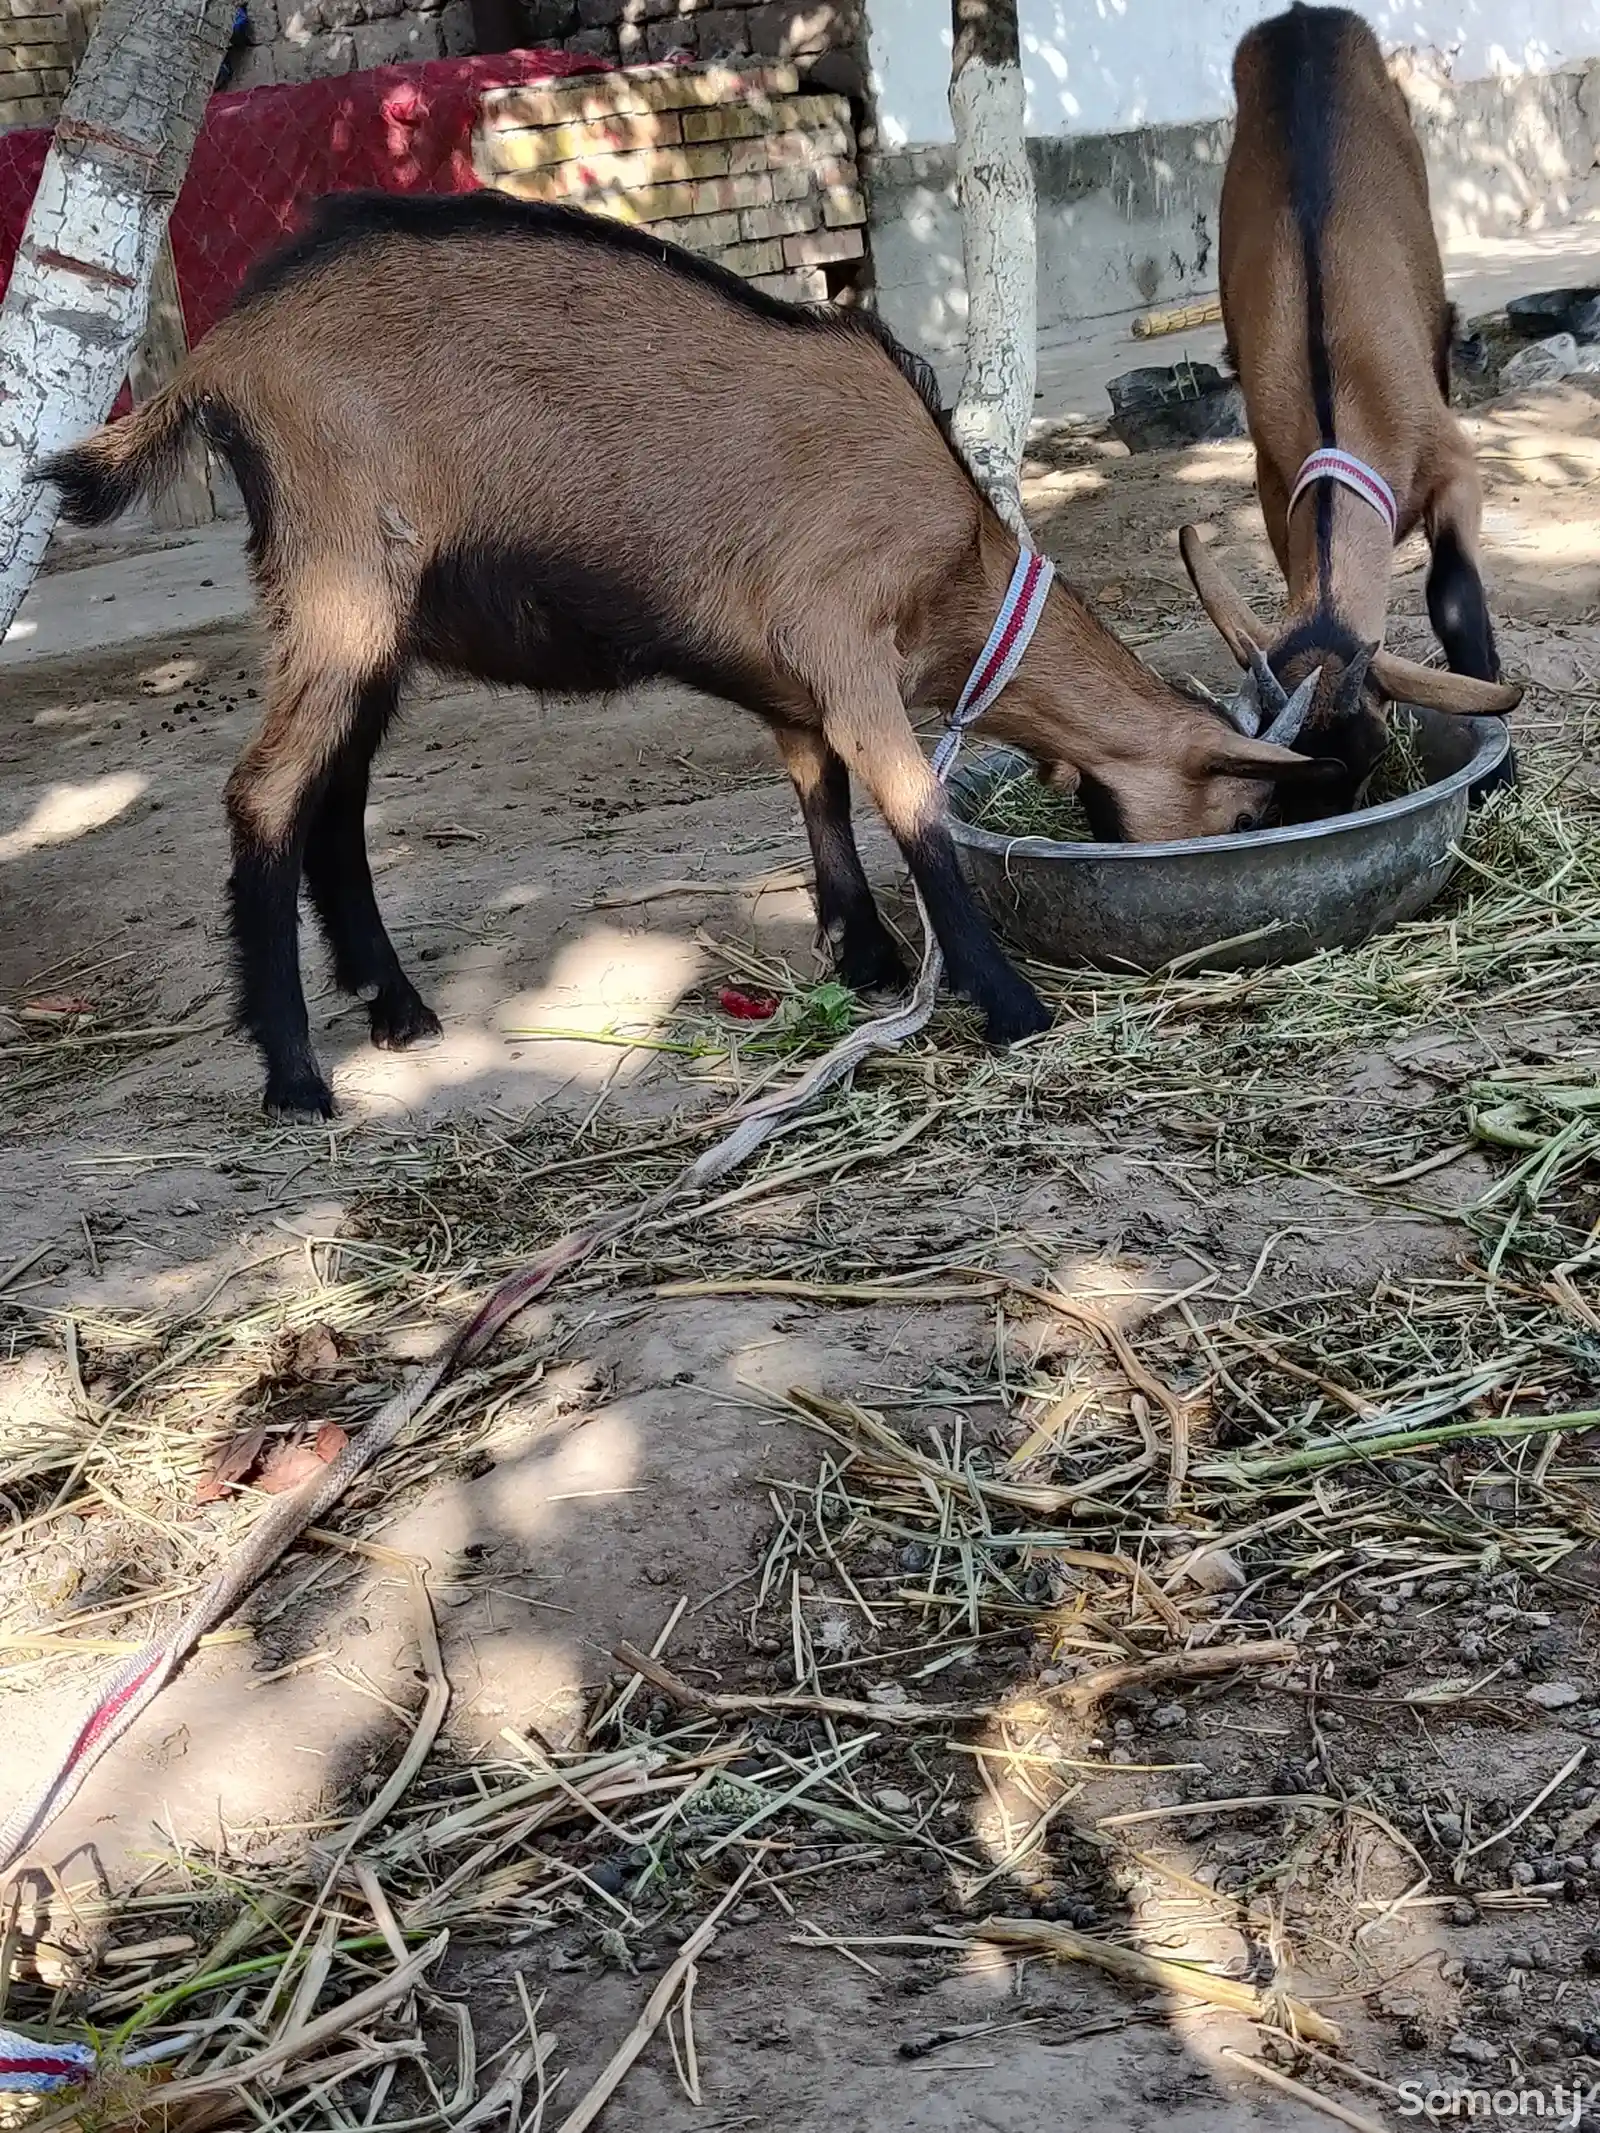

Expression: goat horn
xmin=1333 ymin=642 xmax=1378 ymax=718
xmin=1191 ymin=668 xmax=1262 ymax=738
xmin=1369 ymin=649 xmax=1524 ymax=717
xmin=1179 ymin=524 xmax=1269 ymax=669
xmin=1217 ymin=645 xmax=1288 ymax=735
xmin=1262 ymin=666 xmax=1322 ymax=748
xmin=1248 ymin=644 xmax=1289 ymax=712
xmin=1221 ymin=672 xmax=1262 ymax=736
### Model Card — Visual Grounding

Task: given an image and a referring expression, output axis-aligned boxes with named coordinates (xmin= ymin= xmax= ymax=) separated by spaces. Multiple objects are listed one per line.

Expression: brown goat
xmin=42 ymin=191 xmax=1335 ymax=1117
xmin=1179 ymin=3 xmax=1521 ymax=801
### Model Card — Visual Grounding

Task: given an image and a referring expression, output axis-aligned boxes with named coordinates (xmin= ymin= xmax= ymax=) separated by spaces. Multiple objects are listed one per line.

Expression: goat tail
xmin=38 ymin=383 xmax=205 ymax=527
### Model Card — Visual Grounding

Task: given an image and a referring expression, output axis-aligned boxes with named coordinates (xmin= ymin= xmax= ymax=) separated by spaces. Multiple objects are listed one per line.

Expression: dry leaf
xmin=19 ymin=995 xmax=94 ymax=1020
xmin=1171 ymin=1545 xmax=1247 ymax=1594
xmin=195 ymin=1425 xmax=268 ymax=1504
xmin=290 ymin=1325 xmax=340 ymax=1380
xmin=256 ymin=1425 xmax=347 ymax=1496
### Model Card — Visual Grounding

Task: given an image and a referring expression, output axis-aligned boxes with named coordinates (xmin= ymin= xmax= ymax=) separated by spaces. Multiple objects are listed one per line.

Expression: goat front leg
xmin=303 ymin=674 xmax=442 ymax=1052
xmin=772 ymin=722 xmax=907 ymax=993
xmin=820 ymin=676 xmax=1049 ymax=1043
xmin=1425 ymin=458 xmax=1517 ymax=798
xmin=225 ymin=663 xmax=372 ymax=1117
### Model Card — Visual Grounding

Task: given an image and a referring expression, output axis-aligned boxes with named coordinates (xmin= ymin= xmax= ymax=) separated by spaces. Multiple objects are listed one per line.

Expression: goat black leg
xmin=303 ymin=675 xmax=441 ymax=1052
xmin=225 ymin=662 xmax=380 ymax=1117
xmin=773 ymin=723 xmax=906 ymax=991
xmin=1426 ymin=524 xmax=1500 ymax=683
xmin=1427 ymin=480 xmax=1517 ymax=802
xmin=900 ymin=816 xmax=1048 ymax=1041
xmin=227 ymin=793 xmax=332 ymax=1119
xmin=820 ymin=679 xmax=1049 ymax=1044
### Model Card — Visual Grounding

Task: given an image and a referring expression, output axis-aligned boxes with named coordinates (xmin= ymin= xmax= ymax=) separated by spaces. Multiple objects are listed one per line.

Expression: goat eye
xmin=1232 ymin=810 xmax=1259 ymax=833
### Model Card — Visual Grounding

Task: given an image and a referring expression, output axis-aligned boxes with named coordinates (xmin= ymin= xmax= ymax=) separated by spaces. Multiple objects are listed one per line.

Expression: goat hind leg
xmin=773 ymin=723 xmax=906 ymax=992
xmin=303 ymin=674 xmax=441 ymax=1051
xmin=225 ymin=662 xmax=370 ymax=1117
xmin=1425 ymin=468 xmax=1500 ymax=682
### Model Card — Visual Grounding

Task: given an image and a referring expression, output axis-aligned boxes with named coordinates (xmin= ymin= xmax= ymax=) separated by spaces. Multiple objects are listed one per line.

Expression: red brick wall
xmin=476 ymin=61 xmax=866 ymax=301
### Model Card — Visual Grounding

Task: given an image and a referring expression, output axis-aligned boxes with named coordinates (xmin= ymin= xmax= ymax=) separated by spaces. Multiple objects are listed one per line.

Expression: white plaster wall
xmin=870 ymin=0 xmax=1600 ymax=149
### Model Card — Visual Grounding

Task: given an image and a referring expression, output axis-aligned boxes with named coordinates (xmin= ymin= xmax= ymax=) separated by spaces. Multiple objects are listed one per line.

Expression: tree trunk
xmin=65 ymin=0 xmax=216 ymax=533
xmin=128 ymin=238 xmax=217 ymax=531
xmin=0 ymin=0 xmax=234 ymax=633
xmin=948 ymin=0 xmax=1036 ymax=536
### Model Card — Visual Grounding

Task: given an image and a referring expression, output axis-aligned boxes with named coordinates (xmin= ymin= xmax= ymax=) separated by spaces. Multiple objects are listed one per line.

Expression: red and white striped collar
xmin=932 ymin=547 xmax=1056 ymax=779
xmin=1288 ymin=447 xmax=1398 ymax=540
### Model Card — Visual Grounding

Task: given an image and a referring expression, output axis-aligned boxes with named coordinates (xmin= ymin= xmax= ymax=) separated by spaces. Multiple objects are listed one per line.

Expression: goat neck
xmin=905 ymin=521 xmax=1198 ymax=782
xmin=903 ymin=519 xmax=1334 ymax=841
xmin=1280 ymin=439 xmax=1400 ymax=653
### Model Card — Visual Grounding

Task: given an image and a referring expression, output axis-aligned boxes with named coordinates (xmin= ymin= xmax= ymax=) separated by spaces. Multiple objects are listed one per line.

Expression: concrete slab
xmin=0 ymin=517 xmax=253 ymax=669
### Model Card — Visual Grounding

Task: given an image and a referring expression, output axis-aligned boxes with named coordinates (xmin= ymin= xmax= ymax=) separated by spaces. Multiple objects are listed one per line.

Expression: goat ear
xmin=1179 ymin=524 xmax=1268 ymax=669
xmin=1369 ymin=650 xmax=1523 ymax=716
xmin=1203 ymin=735 xmax=1347 ymax=786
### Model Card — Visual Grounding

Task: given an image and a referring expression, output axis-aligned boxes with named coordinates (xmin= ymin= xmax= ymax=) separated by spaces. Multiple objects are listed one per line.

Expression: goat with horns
xmin=1180 ymin=4 xmax=1523 ymax=809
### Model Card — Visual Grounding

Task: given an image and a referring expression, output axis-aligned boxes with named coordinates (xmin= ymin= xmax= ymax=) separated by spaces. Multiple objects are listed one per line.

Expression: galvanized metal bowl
xmin=946 ymin=704 xmax=1510 ymax=974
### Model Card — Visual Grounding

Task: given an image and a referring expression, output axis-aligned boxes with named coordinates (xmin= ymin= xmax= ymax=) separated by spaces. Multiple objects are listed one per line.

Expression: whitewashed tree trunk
xmin=948 ymin=0 xmax=1037 ymax=536
xmin=0 ymin=0 xmax=233 ymax=633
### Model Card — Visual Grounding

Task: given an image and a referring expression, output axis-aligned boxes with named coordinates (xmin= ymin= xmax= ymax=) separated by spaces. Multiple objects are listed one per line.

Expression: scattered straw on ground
xmin=2 ymin=728 xmax=1598 ymax=2125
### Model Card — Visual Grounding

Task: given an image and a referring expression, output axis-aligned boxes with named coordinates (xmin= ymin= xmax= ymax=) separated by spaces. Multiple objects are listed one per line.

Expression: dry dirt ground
xmin=3 ymin=376 xmax=1600 ymax=2133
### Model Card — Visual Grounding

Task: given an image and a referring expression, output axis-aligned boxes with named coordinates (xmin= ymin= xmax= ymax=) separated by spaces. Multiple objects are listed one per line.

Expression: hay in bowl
xmin=945 ymin=704 xmax=1509 ymax=975
xmin=966 ymin=712 xmax=1432 ymax=844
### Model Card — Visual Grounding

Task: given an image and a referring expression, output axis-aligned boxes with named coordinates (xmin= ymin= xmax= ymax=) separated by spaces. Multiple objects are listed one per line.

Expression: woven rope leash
xmin=0 ymin=2029 xmax=193 ymax=2095
xmin=0 ymin=546 xmax=1056 ymax=1885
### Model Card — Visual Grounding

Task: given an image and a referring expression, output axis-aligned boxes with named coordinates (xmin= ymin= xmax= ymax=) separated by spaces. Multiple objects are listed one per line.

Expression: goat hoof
xmin=263 ymin=1070 xmax=336 ymax=1120
xmin=369 ymin=986 xmax=443 ymax=1051
xmin=980 ymin=981 xmax=1052 ymax=1046
xmin=837 ymin=932 xmax=909 ymax=995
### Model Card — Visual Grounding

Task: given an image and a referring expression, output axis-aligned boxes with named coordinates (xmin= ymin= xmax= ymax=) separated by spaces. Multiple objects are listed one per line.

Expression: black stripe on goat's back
xmin=1247 ymin=6 xmax=1371 ymax=574
xmin=1250 ymin=6 xmax=1371 ymax=436
xmin=232 ymin=188 xmax=947 ymax=428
